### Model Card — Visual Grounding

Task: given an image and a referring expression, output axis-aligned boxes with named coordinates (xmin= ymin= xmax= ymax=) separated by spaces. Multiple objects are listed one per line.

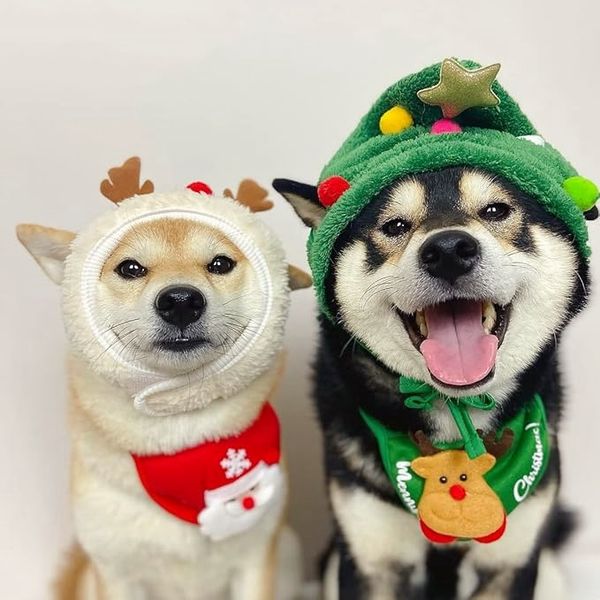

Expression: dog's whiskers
xmin=339 ymin=334 xmax=358 ymax=358
xmin=82 ymin=318 xmax=141 ymax=353
xmin=91 ymin=327 xmax=138 ymax=366
xmin=222 ymin=291 xmax=264 ymax=306
xmin=360 ymin=276 xmax=402 ymax=309
xmin=575 ymin=271 xmax=589 ymax=299
xmin=114 ymin=332 xmax=140 ymax=364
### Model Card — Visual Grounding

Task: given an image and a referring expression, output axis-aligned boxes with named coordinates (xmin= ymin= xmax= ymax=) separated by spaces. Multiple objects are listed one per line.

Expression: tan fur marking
xmin=287 ymin=265 xmax=312 ymax=290
xmin=459 ymin=171 xmax=516 ymax=212
xmin=100 ymin=218 xmax=249 ymax=301
xmin=459 ymin=171 xmax=524 ymax=245
xmin=53 ymin=543 xmax=89 ymax=600
xmin=103 ymin=219 xmax=244 ymax=270
xmin=382 ymin=178 xmax=427 ymax=225
xmin=367 ymin=179 xmax=426 ymax=265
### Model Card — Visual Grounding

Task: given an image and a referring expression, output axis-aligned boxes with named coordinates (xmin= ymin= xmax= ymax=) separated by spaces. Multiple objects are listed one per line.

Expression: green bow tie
xmin=398 ymin=377 xmax=496 ymax=458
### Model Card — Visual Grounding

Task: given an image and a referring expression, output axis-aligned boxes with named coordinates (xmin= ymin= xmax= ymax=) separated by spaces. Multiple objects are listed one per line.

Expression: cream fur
xmin=69 ymin=356 xmax=290 ymax=600
xmin=19 ymin=190 xmax=303 ymax=599
xmin=330 ymin=481 xmax=427 ymax=576
xmin=532 ymin=550 xmax=567 ymax=600
xmin=62 ymin=191 xmax=291 ymax=415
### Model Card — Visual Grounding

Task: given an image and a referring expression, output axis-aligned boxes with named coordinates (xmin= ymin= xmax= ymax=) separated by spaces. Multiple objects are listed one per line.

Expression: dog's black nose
xmin=419 ymin=230 xmax=481 ymax=283
xmin=155 ymin=286 xmax=206 ymax=329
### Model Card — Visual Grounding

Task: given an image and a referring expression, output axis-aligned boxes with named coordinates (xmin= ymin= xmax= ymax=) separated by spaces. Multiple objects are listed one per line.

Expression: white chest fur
xmin=68 ymin=358 xmax=286 ymax=599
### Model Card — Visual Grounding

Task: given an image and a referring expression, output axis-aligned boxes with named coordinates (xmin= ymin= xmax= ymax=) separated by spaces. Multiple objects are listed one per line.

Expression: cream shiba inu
xmin=17 ymin=158 xmax=310 ymax=600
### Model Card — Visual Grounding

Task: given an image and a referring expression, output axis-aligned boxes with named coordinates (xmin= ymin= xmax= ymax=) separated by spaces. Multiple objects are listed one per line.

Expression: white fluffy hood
xmin=62 ymin=190 xmax=290 ymax=416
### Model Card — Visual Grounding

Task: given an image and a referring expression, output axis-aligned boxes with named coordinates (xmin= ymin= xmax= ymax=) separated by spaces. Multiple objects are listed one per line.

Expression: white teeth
xmin=482 ymin=301 xmax=497 ymax=334
xmin=415 ymin=310 xmax=428 ymax=337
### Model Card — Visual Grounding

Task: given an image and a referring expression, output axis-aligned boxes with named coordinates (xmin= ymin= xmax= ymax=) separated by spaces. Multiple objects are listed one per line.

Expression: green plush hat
xmin=284 ymin=58 xmax=598 ymax=321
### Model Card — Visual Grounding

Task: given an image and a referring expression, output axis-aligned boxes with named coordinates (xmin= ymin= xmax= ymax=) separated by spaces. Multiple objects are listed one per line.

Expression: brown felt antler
xmin=223 ymin=179 xmax=274 ymax=212
xmin=477 ymin=428 xmax=514 ymax=459
xmin=100 ymin=156 xmax=154 ymax=204
xmin=410 ymin=430 xmax=441 ymax=457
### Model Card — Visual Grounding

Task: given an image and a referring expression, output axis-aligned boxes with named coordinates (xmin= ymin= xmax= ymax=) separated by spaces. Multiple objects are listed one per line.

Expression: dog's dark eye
xmin=480 ymin=202 xmax=512 ymax=221
xmin=207 ymin=255 xmax=236 ymax=275
xmin=460 ymin=473 xmax=468 ymax=482
xmin=381 ymin=218 xmax=411 ymax=237
xmin=439 ymin=476 xmax=448 ymax=484
xmin=115 ymin=259 xmax=148 ymax=279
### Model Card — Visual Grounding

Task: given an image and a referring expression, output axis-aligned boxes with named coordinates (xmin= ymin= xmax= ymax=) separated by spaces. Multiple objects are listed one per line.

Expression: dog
xmin=274 ymin=165 xmax=590 ymax=599
xmin=17 ymin=158 xmax=310 ymax=600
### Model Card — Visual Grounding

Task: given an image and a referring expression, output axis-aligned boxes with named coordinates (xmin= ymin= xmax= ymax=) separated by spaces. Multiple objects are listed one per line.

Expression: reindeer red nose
xmin=449 ymin=484 xmax=466 ymax=501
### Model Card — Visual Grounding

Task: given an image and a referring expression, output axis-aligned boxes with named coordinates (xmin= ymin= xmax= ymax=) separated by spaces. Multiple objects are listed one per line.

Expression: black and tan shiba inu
xmin=274 ymin=166 xmax=589 ymax=599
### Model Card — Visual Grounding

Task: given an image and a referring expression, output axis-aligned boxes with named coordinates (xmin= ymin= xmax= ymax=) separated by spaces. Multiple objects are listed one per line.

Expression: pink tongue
xmin=420 ymin=301 xmax=498 ymax=387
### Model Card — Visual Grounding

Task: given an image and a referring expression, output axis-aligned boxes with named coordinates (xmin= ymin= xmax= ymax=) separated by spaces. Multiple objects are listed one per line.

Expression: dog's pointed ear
xmin=272 ymin=179 xmax=324 ymax=228
xmin=16 ymin=224 xmax=76 ymax=284
xmin=288 ymin=265 xmax=312 ymax=291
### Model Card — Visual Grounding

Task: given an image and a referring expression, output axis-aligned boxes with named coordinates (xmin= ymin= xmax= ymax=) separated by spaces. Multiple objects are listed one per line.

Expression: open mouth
xmin=397 ymin=300 xmax=510 ymax=388
xmin=155 ymin=337 xmax=209 ymax=352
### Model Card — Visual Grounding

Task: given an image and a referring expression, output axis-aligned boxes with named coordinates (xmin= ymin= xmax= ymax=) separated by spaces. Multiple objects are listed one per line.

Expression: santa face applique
xmin=132 ymin=403 xmax=283 ymax=541
xmin=200 ymin=461 xmax=283 ymax=541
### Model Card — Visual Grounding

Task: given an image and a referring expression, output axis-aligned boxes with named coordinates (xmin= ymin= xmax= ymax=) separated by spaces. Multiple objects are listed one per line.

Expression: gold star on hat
xmin=417 ymin=58 xmax=501 ymax=119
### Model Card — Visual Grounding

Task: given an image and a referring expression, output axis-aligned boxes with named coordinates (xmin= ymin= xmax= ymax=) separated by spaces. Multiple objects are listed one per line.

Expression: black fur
xmin=584 ymin=205 xmax=599 ymax=221
xmin=424 ymin=547 xmax=466 ymax=599
xmin=272 ymin=178 xmax=319 ymax=204
xmin=304 ymin=168 xmax=590 ymax=598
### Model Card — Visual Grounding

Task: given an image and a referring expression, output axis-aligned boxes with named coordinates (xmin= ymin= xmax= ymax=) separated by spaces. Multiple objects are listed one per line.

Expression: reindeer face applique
xmin=410 ymin=429 xmax=513 ymax=544
xmin=411 ymin=450 xmax=505 ymax=543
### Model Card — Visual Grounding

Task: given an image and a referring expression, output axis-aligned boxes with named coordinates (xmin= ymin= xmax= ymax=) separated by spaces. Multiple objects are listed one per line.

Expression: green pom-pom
xmin=562 ymin=176 xmax=599 ymax=212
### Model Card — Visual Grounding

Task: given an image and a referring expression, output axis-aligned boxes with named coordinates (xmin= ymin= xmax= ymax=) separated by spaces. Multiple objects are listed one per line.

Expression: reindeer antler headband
xmin=97 ymin=156 xmax=312 ymax=296
xmin=99 ymin=156 xmax=276 ymax=214
xmin=100 ymin=156 xmax=154 ymax=203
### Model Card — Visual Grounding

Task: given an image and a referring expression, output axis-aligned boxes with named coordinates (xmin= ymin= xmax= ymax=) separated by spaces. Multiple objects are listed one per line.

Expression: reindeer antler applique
xmin=411 ymin=428 xmax=513 ymax=459
xmin=410 ymin=430 xmax=441 ymax=456
xmin=100 ymin=156 xmax=154 ymax=204
xmin=477 ymin=428 xmax=514 ymax=459
xmin=223 ymin=179 xmax=274 ymax=212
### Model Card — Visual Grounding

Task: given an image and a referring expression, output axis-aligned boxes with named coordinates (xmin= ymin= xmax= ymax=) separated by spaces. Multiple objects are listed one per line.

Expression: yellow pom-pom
xmin=379 ymin=106 xmax=414 ymax=135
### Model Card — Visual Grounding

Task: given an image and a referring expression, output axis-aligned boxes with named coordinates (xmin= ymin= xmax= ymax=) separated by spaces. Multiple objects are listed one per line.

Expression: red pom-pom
xmin=317 ymin=175 xmax=350 ymax=207
xmin=241 ymin=496 xmax=255 ymax=511
xmin=187 ymin=181 xmax=213 ymax=195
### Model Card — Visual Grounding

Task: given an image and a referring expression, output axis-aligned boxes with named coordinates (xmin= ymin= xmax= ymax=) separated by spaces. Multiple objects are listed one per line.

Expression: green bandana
xmin=361 ymin=392 xmax=549 ymax=517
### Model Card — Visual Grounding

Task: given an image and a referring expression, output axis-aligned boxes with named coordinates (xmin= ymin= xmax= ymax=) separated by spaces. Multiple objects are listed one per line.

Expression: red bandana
xmin=132 ymin=404 xmax=282 ymax=540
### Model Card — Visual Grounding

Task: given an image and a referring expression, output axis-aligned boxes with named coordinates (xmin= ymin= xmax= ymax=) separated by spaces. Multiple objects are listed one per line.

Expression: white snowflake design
xmin=220 ymin=448 xmax=252 ymax=479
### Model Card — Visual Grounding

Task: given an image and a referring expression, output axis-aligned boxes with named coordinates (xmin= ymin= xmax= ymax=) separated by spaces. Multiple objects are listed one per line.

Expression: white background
xmin=1 ymin=0 xmax=599 ymax=598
